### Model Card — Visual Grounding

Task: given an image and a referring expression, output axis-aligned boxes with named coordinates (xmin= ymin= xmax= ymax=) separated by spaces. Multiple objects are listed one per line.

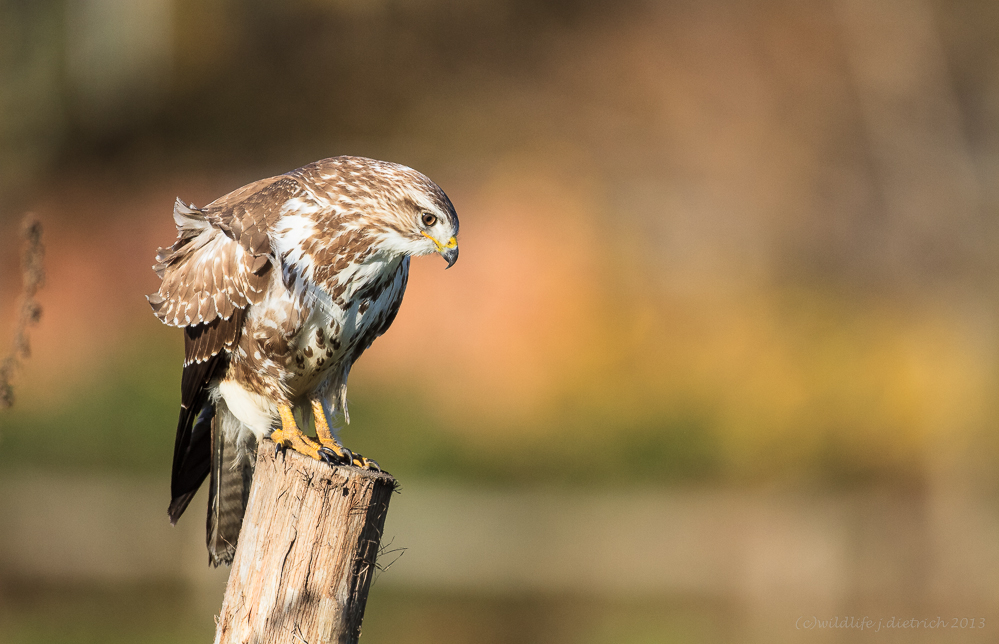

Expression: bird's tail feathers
xmin=207 ymin=402 xmax=257 ymax=567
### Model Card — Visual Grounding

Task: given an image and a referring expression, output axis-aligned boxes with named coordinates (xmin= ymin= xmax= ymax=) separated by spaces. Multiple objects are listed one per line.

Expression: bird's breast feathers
xmin=240 ymin=233 xmax=409 ymax=394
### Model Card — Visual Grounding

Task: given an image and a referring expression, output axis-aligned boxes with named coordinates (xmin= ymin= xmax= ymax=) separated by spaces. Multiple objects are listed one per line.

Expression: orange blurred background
xmin=2 ymin=1 xmax=998 ymax=642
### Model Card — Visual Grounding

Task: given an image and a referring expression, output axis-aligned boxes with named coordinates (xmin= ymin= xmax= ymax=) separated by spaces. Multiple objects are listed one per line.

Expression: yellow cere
xmin=421 ymin=231 xmax=457 ymax=252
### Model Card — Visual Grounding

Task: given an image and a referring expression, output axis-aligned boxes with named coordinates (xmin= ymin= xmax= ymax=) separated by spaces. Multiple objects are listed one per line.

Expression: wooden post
xmin=213 ymin=440 xmax=396 ymax=644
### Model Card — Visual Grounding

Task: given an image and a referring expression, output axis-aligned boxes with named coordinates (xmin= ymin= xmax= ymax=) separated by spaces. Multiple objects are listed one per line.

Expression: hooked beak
xmin=422 ymin=232 xmax=459 ymax=268
xmin=442 ymin=243 xmax=458 ymax=269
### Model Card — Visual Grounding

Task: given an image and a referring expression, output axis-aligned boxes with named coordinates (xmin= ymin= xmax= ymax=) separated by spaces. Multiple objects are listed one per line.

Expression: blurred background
xmin=2 ymin=0 xmax=999 ymax=641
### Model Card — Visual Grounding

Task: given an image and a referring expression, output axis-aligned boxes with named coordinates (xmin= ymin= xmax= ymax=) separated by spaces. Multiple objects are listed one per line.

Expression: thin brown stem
xmin=1 ymin=213 xmax=45 ymax=409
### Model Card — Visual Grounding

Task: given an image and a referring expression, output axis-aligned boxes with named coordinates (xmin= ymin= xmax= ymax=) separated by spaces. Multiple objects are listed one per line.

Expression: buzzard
xmin=148 ymin=156 xmax=458 ymax=565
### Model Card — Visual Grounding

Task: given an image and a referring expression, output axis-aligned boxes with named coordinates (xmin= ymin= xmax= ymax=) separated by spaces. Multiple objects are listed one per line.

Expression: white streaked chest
xmin=285 ymin=254 xmax=408 ymax=391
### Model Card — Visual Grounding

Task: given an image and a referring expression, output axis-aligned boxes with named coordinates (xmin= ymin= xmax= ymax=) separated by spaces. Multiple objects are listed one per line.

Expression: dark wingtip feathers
xmin=168 ymin=490 xmax=198 ymax=525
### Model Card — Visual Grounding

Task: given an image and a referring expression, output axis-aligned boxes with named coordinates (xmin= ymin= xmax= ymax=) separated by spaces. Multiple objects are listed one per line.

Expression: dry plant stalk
xmin=0 ymin=214 xmax=44 ymax=409
xmin=214 ymin=442 xmax=397 ymax=644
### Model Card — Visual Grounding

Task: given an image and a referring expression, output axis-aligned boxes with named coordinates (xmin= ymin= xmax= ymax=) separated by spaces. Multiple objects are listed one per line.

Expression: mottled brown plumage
xmin=149 ymin=156 xmax=458 ymax=565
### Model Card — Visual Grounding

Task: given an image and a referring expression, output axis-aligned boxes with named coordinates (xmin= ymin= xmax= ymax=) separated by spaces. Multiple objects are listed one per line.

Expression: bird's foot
xmin=319 ymin=438 xmax=381 ymax=471
xmin=270 ymin=426 xmax=326 ymax=460
xmin=270 ymin=404 xmax=325 ymax=460
xmin=309 ymin=397 xmax=381 ymax=471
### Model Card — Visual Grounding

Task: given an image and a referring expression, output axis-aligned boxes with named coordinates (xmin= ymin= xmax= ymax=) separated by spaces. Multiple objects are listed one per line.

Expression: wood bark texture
xmin=213 ymin=440 xmax=396 ymax=644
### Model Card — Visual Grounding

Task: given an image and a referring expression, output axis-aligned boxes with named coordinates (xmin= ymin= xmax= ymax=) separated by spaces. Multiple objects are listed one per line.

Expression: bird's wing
xmin=153 ymin=175 xmax=331 ymax=525
xmin=148 ymin=198 xmax=273 ymax=329
xmin=167 ymin=313 xmax=245 ymax=523
xmin=149 ymin=191 xmax=279 ymax=522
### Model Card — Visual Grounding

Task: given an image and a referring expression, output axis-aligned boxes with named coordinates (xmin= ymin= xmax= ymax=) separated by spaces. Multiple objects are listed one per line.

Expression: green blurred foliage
xmin=0 ymin=336 xmax=179 ymax=476
xmin=0 ymin=338 xmax=723 ymax=485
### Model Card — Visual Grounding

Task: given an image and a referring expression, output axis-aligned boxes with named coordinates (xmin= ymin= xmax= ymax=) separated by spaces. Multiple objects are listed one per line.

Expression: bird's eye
xmin=421 ymin=213 xmax=437 ymax=227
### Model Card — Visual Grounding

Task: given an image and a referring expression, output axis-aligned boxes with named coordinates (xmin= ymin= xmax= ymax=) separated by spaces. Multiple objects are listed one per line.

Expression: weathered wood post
xmin=213 ymin=440 xmax=396 ymax=644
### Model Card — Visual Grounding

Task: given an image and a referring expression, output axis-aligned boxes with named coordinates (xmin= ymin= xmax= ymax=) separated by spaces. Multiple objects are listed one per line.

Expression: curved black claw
xmin=274 ymin=442 xmax=286 ymax=458
xmin=345 ymin=452 xmax=381 ymax=472
xmin=320 ymin=446 xmax=354 ymax=466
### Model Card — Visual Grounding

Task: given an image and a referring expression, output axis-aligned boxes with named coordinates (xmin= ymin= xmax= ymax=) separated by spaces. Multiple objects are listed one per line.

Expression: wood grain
xmin=213 ymin=441 xmax=396 ymax=644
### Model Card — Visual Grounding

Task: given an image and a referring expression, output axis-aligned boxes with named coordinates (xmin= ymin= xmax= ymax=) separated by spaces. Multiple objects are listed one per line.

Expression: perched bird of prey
xmin=148 ymin=156 xmax=458 ymax=565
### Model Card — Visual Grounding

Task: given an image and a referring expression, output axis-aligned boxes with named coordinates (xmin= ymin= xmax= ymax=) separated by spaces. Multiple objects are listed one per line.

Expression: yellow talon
xmin=311 ymin=399 xmax=346 ymax=457
xmin=270 ymin=403 xmax=324 ymax=460
xmin=311 ymin=398 xmax=380 ymax=470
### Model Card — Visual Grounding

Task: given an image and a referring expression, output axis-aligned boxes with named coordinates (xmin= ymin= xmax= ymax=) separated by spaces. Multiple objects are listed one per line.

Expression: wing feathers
xmin=169 ymin=376 xmax=218 ymax=523
xmin=184 ymin=309 xmax=246 ymax=366
xmin=169 ymin=312 xmax=245 ymax=525
xmin=149 ymin=199 xmax=274 ymax=329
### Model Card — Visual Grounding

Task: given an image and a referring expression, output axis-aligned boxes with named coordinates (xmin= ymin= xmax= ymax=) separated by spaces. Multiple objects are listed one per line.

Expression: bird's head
xmin=415 ymin=209 xmax=460 ymax=269
xmin=329 ymin=157 xmax=459 ymax=268
xmin=406 ymin=194 xmax=459 ymax=269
